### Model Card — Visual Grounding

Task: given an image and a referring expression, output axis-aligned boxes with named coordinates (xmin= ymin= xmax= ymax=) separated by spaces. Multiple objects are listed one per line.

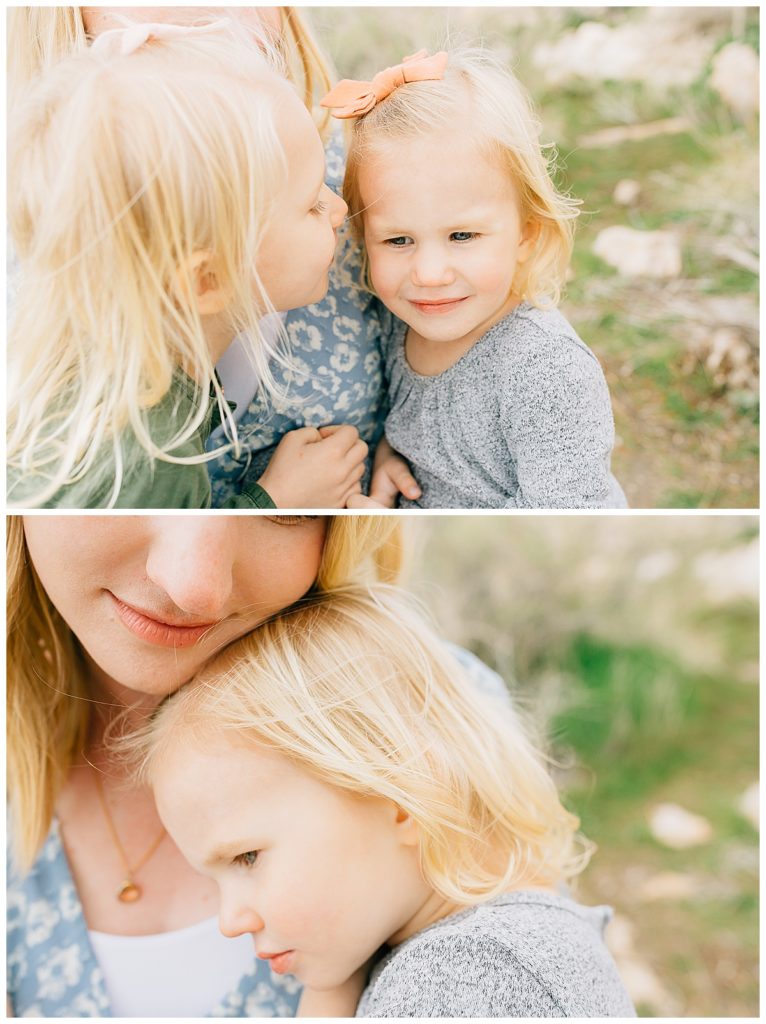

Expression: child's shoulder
xmin=489 ymin=302 xmax=598 ymax=366
xmin=485 ymin=303 xmax=610 ymax=406
xmin=359 ymin=892 xmax=635 ymax=1018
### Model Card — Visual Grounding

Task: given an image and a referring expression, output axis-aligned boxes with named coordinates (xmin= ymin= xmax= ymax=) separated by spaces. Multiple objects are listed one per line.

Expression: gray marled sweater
xmin=382 ymin=304 xmax=627 ymax=509
xmin=357 ymin=891 xmax=636 ymax=1018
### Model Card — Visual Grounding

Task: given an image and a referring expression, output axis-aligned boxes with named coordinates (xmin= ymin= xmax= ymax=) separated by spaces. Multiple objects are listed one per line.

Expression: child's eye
xmin=450 ymin=231 xmax=477 ymax=242
xmin=233 ymin=850 xmax=260 ymax=868
xmin=384 ymin=236 xmax=413 ymax=247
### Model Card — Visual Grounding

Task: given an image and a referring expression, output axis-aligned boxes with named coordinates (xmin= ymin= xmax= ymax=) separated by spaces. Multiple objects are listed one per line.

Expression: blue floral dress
xmin=7 ymin=648 xmax=505 ymax=1017
xmin=6 ymin=820 xmax=302 ymax=1018
xmin=207 ymin=130 xmax=387 ymax=505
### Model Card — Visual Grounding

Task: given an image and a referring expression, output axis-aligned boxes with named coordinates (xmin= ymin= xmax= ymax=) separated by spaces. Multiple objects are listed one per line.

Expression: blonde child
xmin=7 ymin=21 xmax=370 ymax=509
xmin=135 ymin=585 xmax=636 ymax=1017
xmin=326 ymin=48 xmax=627 ymax=509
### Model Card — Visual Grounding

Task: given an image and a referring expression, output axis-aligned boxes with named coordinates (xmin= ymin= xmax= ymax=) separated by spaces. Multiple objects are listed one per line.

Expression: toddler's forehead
xmin=357 ymin=130 xmax=512 ymax=205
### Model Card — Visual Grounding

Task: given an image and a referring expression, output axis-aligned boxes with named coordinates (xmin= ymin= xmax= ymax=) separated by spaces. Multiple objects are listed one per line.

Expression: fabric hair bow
xmin=320 ymin=49 xmax=449 ymax=119
xmin=90 ymin=19 xmax=233 ymax=57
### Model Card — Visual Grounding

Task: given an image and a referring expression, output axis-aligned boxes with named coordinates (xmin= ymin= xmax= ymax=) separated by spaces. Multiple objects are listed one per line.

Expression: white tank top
xmin=89 ymin=916 xmax=255 ymax=1017
xmin=212 ymin=313 xmax=287 ymax=440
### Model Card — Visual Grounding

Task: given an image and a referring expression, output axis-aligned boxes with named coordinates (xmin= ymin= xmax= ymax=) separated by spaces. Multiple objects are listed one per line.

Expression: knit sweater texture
xmin=357 ymin=890 xmax=636 ymax=1017
xmin=382 ymin=303 xmax=627 ymax=509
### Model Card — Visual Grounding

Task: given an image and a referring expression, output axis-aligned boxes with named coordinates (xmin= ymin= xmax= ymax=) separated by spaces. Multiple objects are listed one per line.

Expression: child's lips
xmin=409 ymin=297 xmax=468 ymax=315
xmin=257 ymin=950 xmax=296 ymax=975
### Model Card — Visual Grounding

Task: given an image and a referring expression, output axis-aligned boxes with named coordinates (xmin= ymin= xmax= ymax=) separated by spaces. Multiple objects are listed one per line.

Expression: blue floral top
xmin=7 ymin=820 xmax=301 ymax=1018
xmin=7 ymin=648 xmax=505 ymax=1017
xmin=207 ymin=130 xmax=386 ymax=505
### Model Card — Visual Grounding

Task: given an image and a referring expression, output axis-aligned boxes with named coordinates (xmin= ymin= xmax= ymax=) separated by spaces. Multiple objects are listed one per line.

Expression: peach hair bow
xmin=90 ymin=19 xmax=233 ymax=57
xmin=320 ymin=49 xmax=449 ymax=119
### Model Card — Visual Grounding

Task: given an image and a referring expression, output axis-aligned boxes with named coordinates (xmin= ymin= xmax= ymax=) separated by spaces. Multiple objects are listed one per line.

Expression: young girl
xmin=7 ymin=21 xmax=370 ymax=509
xmin=9 ymin=7 xmax=419 ymax=510
xmin=136 ymin=585 xmax=636 ymax=1017
xmin=324 ymin=48 xmax=628 ymax=509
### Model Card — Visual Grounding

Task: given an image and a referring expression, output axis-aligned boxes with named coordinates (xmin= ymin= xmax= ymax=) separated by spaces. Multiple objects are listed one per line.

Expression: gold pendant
xmin=117 ymin=880 xmax=141 ymax=903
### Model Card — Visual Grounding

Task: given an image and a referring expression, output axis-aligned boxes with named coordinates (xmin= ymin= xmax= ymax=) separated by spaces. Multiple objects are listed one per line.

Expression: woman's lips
xmin=108 ymin=593 xmax=220 ymax=648
xmin=257 ymin=950 xmax=296 ymax=975
xmin=409 ymin=297 xmax=468 ymax=315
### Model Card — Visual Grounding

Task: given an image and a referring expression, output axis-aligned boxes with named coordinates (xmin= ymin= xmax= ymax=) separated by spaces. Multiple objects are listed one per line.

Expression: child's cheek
xmin=367 ymin=249 xmax=398 ymax=303
xmin=468 ymin=251 xmax=517 ymax=296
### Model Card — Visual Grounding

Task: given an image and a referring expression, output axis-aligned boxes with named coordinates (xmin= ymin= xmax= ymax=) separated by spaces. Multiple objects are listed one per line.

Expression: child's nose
xmin=411 ymin=245 xmax=455 ymax=288
xmin=219 ymin=900 xmax=265 ymax=939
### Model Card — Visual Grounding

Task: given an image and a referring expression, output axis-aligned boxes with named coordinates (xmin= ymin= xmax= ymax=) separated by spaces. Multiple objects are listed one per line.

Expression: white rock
xmin=638 ymin=871 xmax=700 ymax=901
xmin=613 ymin=179 xmax=642 ymax=205
xmin=617 ymin=959 xmax=680 ymax=1013
xmin=635 ymin=550 xmax=678 ymax=583
xmin=738 ymin=783 xmax=759 ymax=830
xmin=649 ymin=803 xmax=713 ymax=848
xmin=604 ymin=912 xmax=635 ymax=956
xmin=593 ymin=226 xmax=682 ymax=278
xmin=706 ymin=327 xmax=757 ymax=389
xmin=531 ymin=17 xmax=713 ymax=89
xmin=692 ymin=539 xmax=759 ymax=602
xmin=710 ymin=43 xmax=759 ymax=120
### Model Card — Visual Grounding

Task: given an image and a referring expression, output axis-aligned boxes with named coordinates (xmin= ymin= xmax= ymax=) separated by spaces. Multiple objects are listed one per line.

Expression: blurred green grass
xmin=411 ymin=516 xmax=758 ymax=1016
xmin=306 ymin=6 xmax=759 ymax=508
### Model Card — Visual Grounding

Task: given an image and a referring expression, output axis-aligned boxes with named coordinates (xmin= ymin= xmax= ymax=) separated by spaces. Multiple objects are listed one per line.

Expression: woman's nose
xmin=219 ymin=898 xmax=265 ymax=939
xmin=145 ymin=518 xmax=235 ymax=621
xmin=411 ymin=245 xmax=455 ymax=288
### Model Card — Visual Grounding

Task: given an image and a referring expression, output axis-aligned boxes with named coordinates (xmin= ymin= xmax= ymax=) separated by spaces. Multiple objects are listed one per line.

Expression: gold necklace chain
xmin=93 ymin=768 xmax=167 ymax=903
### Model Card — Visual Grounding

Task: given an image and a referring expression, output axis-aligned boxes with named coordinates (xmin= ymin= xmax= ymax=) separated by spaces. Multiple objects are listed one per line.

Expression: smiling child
xmin=327 ymin=48 xmax=627 ymax=509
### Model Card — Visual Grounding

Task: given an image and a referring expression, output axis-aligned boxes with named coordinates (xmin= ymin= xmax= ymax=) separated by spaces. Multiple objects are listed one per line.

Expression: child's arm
xmin=254 ymin=424 xmax=368 ymax=508
xmin=346 ymin=437 xmax=421 ymax=508
xmin=297 ymin=964 xmax=368 ymax=1018
xmin=502 ymin=333 xmax=625 ymax=509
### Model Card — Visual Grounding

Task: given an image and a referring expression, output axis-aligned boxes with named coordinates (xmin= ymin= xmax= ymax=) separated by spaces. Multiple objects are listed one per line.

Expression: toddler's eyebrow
xmin=367 ymin=204 xmax=503 ymax=229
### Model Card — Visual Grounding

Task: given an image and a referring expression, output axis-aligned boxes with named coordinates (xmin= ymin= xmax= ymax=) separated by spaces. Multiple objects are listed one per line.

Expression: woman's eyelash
xmin=312 ymin=200 xmax=329 ymax=214
xmin=233 ymin=850 xmax=259 ymax=868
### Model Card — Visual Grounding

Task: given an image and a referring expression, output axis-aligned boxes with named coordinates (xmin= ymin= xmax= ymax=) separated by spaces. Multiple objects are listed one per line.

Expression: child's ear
xmin=174 ymin=251 xmax=229 ymax=315
xmin=393 ymin=805 xmax=420 ymax=847
xmin=517 ymin=218 xmax=541 ymax=264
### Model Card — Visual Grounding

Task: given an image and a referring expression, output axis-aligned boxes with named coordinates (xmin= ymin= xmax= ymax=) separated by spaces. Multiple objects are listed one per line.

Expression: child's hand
xmin=347 ymin=437 xmax=420 ymax=508
xmin=296 ymin=962 xmax=370 ymax=1017
xmin=258 ymin=425 xmax=367 ymax=508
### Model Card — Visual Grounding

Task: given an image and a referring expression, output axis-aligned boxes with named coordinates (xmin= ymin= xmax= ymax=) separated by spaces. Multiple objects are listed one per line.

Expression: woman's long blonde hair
xmin=8 ymin=26 xmax=300 ymax=507
xmin=343 ymin=47 xmax=580 ymax=308
xmin=8 ymin=6 xmax=333 ymax=134
xmin=138 ymin=585 xmax=591 ymax=903
xmin=6 ymin=515 xmax=405 ymax=873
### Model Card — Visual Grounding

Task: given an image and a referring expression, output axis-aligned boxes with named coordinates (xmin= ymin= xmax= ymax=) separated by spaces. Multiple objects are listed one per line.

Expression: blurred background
xmin=304 ymin=7 xmax=759 ymax=509
xmin=396 ymin=514 xmax=758 ymax=1017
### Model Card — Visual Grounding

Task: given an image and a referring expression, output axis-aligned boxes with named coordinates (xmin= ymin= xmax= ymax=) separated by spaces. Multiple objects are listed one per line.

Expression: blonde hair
xmin=8 ymin=7 xmax=333 ymax=135
xmin=6 ymin=515 xmax=406 ymax=873
xmin=8 ymin=26 xmax=301 ymax=507
xmin=343 ymin=47 xmax=580 ymax=308
xmin=138 ymin=585 xmax=591 ymax=903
